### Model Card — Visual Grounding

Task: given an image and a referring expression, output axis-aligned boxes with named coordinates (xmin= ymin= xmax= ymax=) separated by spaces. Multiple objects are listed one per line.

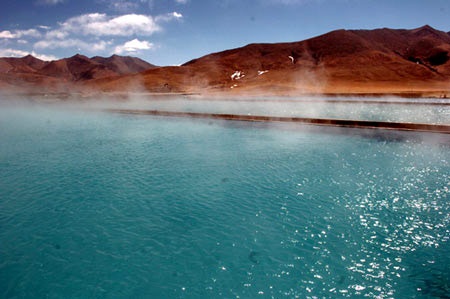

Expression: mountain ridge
xmin=0 ymin=54 xmax=157 ymax=88
xmin=1 ymin=25 xmax=450 ymax=96
xmin=113 ymin=25 xmax=449 ymax=95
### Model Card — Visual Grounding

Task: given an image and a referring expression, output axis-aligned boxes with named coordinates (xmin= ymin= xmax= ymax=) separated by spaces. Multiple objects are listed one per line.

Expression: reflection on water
xmin=0 ymin=105 xmax=449 ymax=298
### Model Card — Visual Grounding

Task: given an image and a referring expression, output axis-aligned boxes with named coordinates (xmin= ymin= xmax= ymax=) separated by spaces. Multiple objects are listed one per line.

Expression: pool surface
xmin=102 ymin=96 xmax=450 ymax=125
xmin=0 ymin=105 xmax=449 ymax=298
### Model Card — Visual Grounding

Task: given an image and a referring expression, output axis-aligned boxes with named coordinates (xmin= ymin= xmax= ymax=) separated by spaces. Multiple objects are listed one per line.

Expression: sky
xmin=0 ymin=0 xmax=449 ymax=65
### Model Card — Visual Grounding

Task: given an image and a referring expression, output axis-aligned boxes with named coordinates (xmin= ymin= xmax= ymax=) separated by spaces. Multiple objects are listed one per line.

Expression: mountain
xmin=1 ymin=25 xmax=450 ymax=96
xmin=39 ymin=54 xmax=117 ymax=81
xmin=20 ymin=55 xmax=49 ymax=70
xmin=92 ymin=25 xmax=450 ymax=95
xmin=0 ymin=55 xmax=48 ymax=74
xmin=90 ymin=55 xmax=157 ymax=74
xmin=0 ymin=54 xmax=157 ymax=90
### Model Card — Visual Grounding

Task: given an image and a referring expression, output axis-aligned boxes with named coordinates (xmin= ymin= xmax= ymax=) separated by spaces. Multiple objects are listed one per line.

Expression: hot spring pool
xmin=0 ymin=105 xmax=449 ymax=298
xmin=104 ymin=96 xmax=450 ymax=125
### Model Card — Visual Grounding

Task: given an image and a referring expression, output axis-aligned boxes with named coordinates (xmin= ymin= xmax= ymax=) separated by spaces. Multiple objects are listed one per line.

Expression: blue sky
xmin=0 ymin=0 xmax=449 ymax=65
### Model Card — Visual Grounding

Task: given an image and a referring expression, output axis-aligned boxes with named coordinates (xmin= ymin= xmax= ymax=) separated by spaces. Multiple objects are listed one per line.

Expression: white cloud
xmin=0 ymin=31 xmax=15 ymax=39
xmin=37 ymin=0 xmax=66 ymax=5
xmin=173 ymin=12 xmax=183 ymax=18
xmin=28 ymin=11 xmax=180 ymax=56
xmin=35 ymin=38 xmax=111 ymax=52
xmin=107 ymin=0 xmax=139 ymax=11
xmin=18 ymin=29 xmax=41 ymax=38
xmin=34 ymin=53 xmax=58 ymax=61
xmin=0 ymin=48 xmax=57 ymax=61
xmin=49 ymin=13 xmax=178 ymax=37
xmin=38 ymin=25 xmax=51 ymax=30
xmin=88 ymin=14 xmax=158 ymax=36
xmin=155 ymin=12 xmax=183 ymax=22
xmin=103 ymin=0 xmax=188 ymax=10
xmin=114 ymin=38 xmax=153 ymax=54
xmin=0 ymin=29 xmax=41 ymax=39
xmin=45 ymin=30 xmax=68 ymax=39
xmin=0 ymin=48 xmax=29 ymax=57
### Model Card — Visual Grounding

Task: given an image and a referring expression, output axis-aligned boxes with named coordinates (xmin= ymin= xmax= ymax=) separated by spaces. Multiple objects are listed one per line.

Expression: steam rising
xmin=1 ymin=93 xmax=449 ymax=144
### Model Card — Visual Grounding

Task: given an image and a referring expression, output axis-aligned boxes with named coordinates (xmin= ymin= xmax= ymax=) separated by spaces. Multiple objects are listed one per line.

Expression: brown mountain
xmin=39 ymin=54 xmax=157 ymax=81
xmin=91 ymin=54 xmax=157 ymax=75
xmin=92 ymin=25 xmax=450 ymax=96
xmin=0 ymin=55 xmax=48 ymax=74
xmin=0 ymin=54 xmax=157 ymax=90
xmin=20 ymin=55 xmax=49 ymax=70
xmin=39 ymin=54 xmax=116 ymax=81
xmin=0 ymin=55 xmax=56 ymax=89
xmin=1 ymin=25 xmax=450 ymax=96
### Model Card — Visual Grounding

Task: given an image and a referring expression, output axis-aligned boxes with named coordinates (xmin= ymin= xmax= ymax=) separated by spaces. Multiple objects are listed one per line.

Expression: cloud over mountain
xmin=0 ymin=48 xmax=57 ymax=61
xmin=114 ymin=39 xmax=154 ymax=54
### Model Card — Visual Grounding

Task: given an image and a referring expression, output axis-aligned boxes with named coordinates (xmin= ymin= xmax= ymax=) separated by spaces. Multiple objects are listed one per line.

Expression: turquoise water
xmin=0 ymin=105 xmax=449 ymax=298
xmin=105 ymin=97 xmax=450 ymax=124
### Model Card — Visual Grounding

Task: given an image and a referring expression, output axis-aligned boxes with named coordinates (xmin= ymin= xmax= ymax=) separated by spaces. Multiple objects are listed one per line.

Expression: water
xmin=101 ymin=96 xmax=450 ymax=125
xmin=0 ymin=105 xmax=449 ymax=298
